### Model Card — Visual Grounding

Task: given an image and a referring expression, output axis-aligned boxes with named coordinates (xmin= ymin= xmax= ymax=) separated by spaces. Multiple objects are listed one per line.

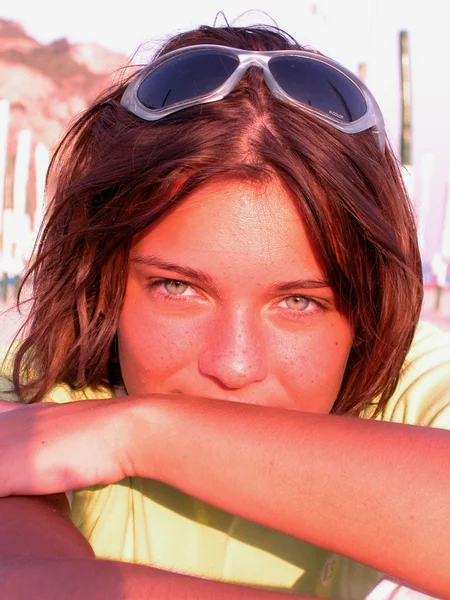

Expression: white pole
xmin=12 ymin=129 xmax=31 ymax=222
xmin=2 ymin=207 xmax=14 ymax=275
xmin=441 ymin=180 xmax=450 ymax=259
xmin=34 ymin=142 xmax=50 ymax=237
xmin=11 ymin=128 xmax=32 ymax=275
xmin=0 ymin=99 xmax=9 ymax=240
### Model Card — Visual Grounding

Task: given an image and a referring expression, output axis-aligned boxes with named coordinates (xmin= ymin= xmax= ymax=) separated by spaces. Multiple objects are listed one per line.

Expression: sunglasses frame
xmin=120 ymin=44 xmax=385 ymax=151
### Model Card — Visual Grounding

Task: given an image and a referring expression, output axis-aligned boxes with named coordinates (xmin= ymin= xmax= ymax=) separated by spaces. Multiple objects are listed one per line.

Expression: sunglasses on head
xmin=120 ymin=44 xmax=385 ymax=151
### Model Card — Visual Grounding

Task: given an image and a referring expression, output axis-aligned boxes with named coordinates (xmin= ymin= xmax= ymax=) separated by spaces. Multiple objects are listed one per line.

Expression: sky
xmin=1 ymin=0 xmax=450 ymax=261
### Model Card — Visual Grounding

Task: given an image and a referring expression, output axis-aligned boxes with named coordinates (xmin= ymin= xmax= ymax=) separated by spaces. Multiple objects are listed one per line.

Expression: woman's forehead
xmin=130 ymin=178 xmax=325 ymax=283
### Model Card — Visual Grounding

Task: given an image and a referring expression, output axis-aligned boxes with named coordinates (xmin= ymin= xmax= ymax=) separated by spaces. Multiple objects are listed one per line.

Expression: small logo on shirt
xmin=320 ymin=555 xmax=338 ymax=587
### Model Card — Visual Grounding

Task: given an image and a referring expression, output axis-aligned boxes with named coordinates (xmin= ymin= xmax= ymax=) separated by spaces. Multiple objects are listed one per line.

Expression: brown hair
xmin=11 ymin=24 xmax=423 ymax=415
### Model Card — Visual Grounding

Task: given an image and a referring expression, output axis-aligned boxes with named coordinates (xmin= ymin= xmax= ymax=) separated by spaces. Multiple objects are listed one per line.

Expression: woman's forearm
xmin=131 ymin=396 xmax=450 ymax=598
xmin=0 ymin=495 xmax=311 ymax=599
xmin=0 ymin=495 xmax=95 ymax=559
xmin=1 ymin=557 xmax=316 ymax=600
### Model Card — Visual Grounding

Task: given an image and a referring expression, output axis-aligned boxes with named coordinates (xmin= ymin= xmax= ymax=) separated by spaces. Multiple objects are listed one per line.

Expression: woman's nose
xmin=198 ymin=306 xmax=269 ymax=390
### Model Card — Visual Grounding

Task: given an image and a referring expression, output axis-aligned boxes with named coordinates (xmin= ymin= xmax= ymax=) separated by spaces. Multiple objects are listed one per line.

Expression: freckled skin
xmin=118 ymin=179 xmax=354 ymax=413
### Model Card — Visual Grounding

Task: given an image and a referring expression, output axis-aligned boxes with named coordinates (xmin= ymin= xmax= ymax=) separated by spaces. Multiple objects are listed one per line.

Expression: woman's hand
xmin=0 ymin=398 xmax=143 ymax=497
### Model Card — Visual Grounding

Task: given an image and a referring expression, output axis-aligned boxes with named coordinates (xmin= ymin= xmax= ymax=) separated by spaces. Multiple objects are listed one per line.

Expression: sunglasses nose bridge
xmin=239 ymin=54 xmax=270 ymax=73
xmin=237 ymin=55 xmax=273 ymax=92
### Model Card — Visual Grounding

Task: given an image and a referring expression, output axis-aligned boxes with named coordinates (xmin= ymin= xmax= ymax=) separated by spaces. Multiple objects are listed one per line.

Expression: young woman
xmin=0 ymin=24 xmax=449 ymax=600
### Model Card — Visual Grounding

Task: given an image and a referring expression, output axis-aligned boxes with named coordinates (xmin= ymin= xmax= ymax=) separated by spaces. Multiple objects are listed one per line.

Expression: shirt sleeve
xmin=0 ymin=342 xmax=115 ymax=404
xmin=361 ymin=321 xmax=450 ymax=430
xmin=0 ymin=343 xmax=21 ymax=402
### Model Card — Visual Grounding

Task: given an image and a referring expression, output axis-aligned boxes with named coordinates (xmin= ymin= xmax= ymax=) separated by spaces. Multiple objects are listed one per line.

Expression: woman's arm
xmin=130 ymin=396 xmax=450 ymax=599
xmin=0 ymin=494 xmax=94 ymax=559
xmin=0 ymin=496 xmax=315 ymax=599
xmin=1 ymin=398 xmax=449 ymax=598
xmin=3 ymin=557 xmax=320 ymax=599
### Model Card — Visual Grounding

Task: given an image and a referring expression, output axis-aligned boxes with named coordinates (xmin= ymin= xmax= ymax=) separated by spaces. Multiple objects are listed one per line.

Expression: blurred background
xmin=0 ymin=0 xmax=449 ymax=342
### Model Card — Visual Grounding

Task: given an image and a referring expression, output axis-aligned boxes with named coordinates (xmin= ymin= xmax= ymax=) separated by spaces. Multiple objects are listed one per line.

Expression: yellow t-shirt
xmin=1 ymin=320 xmax=449 ymax=599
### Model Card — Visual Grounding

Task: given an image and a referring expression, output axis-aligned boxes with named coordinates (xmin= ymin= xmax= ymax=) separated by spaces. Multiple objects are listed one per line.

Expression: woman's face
xmin=118 ymin=178 xmax=353 ymax=413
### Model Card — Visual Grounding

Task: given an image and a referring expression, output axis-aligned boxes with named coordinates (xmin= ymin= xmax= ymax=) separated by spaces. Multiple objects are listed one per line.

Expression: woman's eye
xmin=163 ymin=280 xmax=190 ymax=295
xmin=286 ymin=296 xmax=310 ymax=311
xmin=282 ymin=296 xmax=312 ymax=311
xmin=147 ymin=278 xmax=200 ymax=303
xmin=277 ymin=295 xmax=325 ymax=317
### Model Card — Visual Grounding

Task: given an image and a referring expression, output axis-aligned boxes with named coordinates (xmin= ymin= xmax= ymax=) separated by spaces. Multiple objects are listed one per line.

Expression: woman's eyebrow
xmin=131 ymin=255 xmax=330 ymax=292
xmin=270 ymin=279 xmax=332 ymax=293
xmin=131 ymin=254 xmax=215 ymax=287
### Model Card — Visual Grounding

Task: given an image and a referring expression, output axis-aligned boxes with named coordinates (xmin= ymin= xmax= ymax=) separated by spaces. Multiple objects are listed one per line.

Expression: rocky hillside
xmin=0 ymin=18 xmax=129 ymax=153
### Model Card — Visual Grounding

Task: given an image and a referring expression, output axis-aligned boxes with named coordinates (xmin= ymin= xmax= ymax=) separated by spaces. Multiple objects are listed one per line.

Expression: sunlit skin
xmin=118 ymin=178 xmax=353 ymax=413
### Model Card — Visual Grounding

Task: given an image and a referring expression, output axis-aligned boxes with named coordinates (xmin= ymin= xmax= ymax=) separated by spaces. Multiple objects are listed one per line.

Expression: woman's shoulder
xmin=0 ymin=342 xmax=115 ymax=404
xmin=404 ymin=320 xmax=450 ymax=361
xmin=361 ymin=320 xmax=450 ymax=428
xmin=0 ymin=342 xmax=21 ymax=402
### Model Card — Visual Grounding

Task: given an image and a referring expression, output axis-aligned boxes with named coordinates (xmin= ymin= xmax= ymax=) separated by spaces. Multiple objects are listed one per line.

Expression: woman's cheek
xmin=118 ymin=314 xmax=204 ymax=395
xmin=271 ymin=327 xmax=352 ymax=413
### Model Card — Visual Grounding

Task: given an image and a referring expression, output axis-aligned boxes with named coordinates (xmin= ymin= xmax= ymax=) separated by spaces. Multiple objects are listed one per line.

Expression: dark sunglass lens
xmin=269 ymin=57 xmax=366 ymax=123
xmin=137 ymin=51 xmax=239 ymax=110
